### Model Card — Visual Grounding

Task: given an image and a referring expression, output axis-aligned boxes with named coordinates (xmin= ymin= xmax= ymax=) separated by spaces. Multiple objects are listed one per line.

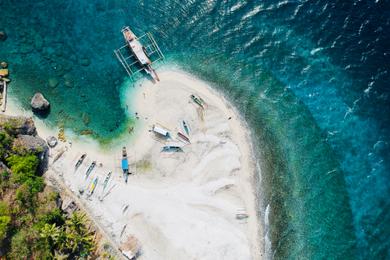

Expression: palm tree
xmin=64 ymin=212 xmax=95 ymax=256
xmin=40 ymin=223 xmax=61 ymax=248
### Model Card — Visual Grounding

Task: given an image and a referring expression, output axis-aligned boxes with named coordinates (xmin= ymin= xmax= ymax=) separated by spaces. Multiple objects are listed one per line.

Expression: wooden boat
xmin=85 ymin=161 xmax=96 ymax=178
xmin=182 ymin=120 xmax=190 ymax=135
xmin=75 ymin=153 xmax=87 ymax=169
xmin=88 ymin=177 xmax=98 ymax=197
xmin=190 ymin=94 xmax=206 ymax=109
xmin=122 ymin=147 xmax=129 ymax=183
xmin=177 ymin=132 xmax=190 ymax=143
xmin=102 ymin=171 xmax=112 ymax=191
xmin=121 ymin=26 xmax=160 ymax=83
xmin=161 ymin=145 xmax=183 ymax=153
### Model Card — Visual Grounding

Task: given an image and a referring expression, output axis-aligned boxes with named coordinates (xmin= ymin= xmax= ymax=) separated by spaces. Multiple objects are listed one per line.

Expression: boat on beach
xmin=102 ymin=171 xmax=112 ymax=191
xmin=85 ymin=161 xmax=96 ymax=178
xmin=182 ymin=120 xmax=191 ymax=135
xmin=190 ymin=94 xmax=206 ymax=109
xmin=75 ymin=153 xmax=87 ymax=170
xmin=177 ymin=132 xmax=190 ymax=143
xmin=87 ymin=177 xmax=98 ymax=197
xmin=122 ymin=147 xmax=130 ymax=183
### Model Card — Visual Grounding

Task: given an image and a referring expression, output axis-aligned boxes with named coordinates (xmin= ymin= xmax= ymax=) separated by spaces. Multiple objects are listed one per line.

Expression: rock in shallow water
xmin=31 ymin=92 xmax=50 ymax=112
xmin=0 ymin=31 xmax=7 ymax=41
xmin=46 ymin=136 xmax=58 ymax=148
xmin=48 ymin=77 xmax=59 ymax=88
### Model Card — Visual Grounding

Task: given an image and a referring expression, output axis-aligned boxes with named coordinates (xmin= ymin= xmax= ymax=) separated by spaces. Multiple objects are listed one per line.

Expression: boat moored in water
xmin=114 ymin=26 xmax=164 ymax=83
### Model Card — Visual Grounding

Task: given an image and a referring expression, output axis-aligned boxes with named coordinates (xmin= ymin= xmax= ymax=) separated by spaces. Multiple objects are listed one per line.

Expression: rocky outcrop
xmin=0 ymin=115 xmax=37 ymax=136
xmin=31 ymin=92 xmax=50 ymax=112
xmin=13 ymin=135 xmax=49 ymax=173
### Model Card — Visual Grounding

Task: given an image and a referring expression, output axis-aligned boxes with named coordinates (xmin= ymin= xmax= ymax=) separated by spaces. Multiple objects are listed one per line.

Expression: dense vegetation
xmin=0 ymin=120 xmax=96 ymax=259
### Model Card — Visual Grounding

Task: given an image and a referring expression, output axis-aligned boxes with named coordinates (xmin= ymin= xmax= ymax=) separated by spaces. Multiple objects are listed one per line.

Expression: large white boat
xmin=114 ymin=26 xmax=164 ymax=83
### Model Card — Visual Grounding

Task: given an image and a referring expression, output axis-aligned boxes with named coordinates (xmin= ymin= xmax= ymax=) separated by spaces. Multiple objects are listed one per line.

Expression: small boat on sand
xmin=102 ymin=171 xmax=112 ymax=191
xmin=161 ymin=145 xmax=183 ymax=153
xmin=177 ymin=132 xmax=190 ymax=143
xmin=88 ymin=177 xmax=98 ymax=197
xmin=182 ymin=120 xmax=190 ymax=135
xmin=122 ymin=147 xmax=130 ymax=183
xmin=85 ymin=161 xmax=96 ymax=178
xmin=190 ymin=94 xmax=206 ymax=109
xmin=75 ymin=153 xmax=87 ymax=169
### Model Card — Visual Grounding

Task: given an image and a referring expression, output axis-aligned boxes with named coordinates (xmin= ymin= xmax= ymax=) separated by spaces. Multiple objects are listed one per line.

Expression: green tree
xmin=9 ymin=230 xmax=31 ymax=259
xmin=40 ymin=223 xmax=61 ymax=253
xmin=0 ymin=131 xmax=12 ymax=159
xmin=0 ymin=215 xmax=11 ymax=242
xmin=64 ymin=213 xmax=95 ymax=257
xmin=7 ymin=154 xmax=39 ymax=184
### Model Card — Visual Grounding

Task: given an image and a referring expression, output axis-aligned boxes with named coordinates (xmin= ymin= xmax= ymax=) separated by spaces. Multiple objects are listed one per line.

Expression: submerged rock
xmin=46 ymin=136 xmax=58 ymax=148
xmin=48 ymin=77 xmax=59 ymax=88
xmin=79 ymin=58 xmax=91 ymax=66
xmin=0 ymin=31 xmax=7 ymax=41
xmin=31 ymin=92 xmax=50 ymax=112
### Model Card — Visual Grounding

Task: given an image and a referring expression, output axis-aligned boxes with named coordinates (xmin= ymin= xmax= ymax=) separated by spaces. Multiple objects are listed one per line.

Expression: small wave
xmin=264 ymin=204 xmax=272 ymax=259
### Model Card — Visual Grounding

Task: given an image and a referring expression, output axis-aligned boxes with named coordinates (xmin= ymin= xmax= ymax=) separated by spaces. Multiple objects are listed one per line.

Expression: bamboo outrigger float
xmin=114 ymin=26 xmax=164 ymax=83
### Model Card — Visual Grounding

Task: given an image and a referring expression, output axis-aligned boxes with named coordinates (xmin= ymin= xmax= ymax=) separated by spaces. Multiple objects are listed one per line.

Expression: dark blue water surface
xmin=1 ymin=0 xmax=389 ymax=259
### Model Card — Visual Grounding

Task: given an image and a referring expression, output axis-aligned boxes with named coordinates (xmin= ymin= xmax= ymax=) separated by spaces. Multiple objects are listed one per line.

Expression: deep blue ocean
xmin=1 ymin=0 xmax=389 ymax=259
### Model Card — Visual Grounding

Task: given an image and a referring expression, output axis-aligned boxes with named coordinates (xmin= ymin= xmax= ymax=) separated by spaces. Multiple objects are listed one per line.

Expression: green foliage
xmin=7 ymin=154 xmax=40 ymax=184
xmin=64 ymin=212 xmax=95 ymax=257
xmin=9 ymin=230 xmax=32 ymax=259
xmin=0 ymin=126 xmax=97 ymax=258
xmin=0 ymin=215 xmax=11 ymax=241
xmin=39 ymin=208 xmax=66 ymax=227
xmin=0 ymin=131 xmax=12 ymax=159
xmin=0 ymin=201 xmax=9 ymax=216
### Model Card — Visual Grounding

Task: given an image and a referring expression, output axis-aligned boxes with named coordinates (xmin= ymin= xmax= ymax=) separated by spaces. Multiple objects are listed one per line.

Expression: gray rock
xmin=46 ymin=136 xmax=58 ymax=148
xmin=0 ymin=31 xmax=7 ymax=41
xmin=0 ymin=161 xmax=10 ymax=173
xmin=13 ymin=135 xmax=49 ymax=172
xmin=13 ymin=135 xmax=48 ymax=155
xmin=31 ymin=92 xmax=50 ymax=111
xmin=0 ymin=115 xmax=37 ymax=136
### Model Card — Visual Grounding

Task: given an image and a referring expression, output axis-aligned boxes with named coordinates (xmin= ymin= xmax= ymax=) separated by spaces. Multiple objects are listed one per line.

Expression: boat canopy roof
xmin=130 ymin=40 xmax=150 ymax=65
xmin=122 ymin=159 xmax=129 ymax=170
xmin=153 ymin=125 xmax=169 ymax=136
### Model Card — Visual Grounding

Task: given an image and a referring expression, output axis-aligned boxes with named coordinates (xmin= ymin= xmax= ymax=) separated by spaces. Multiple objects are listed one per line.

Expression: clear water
xmin=1 ymin=0 xmax=389 ymax=258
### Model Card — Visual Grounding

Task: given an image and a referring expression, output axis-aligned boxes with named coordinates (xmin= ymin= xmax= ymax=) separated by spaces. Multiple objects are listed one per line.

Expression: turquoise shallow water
xmin=1 ymin=0 xmax=389 ymax=259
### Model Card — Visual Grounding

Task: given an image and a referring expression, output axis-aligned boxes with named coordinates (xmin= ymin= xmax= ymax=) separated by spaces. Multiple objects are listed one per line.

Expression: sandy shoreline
xmin=4 ymin=69 xmax=263 ymax=259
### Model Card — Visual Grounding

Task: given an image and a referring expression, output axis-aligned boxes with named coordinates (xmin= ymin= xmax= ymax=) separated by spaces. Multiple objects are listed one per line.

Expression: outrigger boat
xmin=87 ymin=177 xmax=98 ymax=197
xmin=85 ymin=161 xmax=96 ymax=179
xmin=182 ymin=120 xmax=191 ymax=136
xmin=75 ymin=153 xmax=87 ymax=170
xmin=190 ymin=94 xmax=206 ymax=109
xmin=102 ymin=171 xmax=112 ymax=191
xmin=177 ymin=132 xmax=190 ymax=143
xmin=121 ymin=147 xmax=130 ymax=183
xmin=114 ymin=26 xmax=164 ymax=83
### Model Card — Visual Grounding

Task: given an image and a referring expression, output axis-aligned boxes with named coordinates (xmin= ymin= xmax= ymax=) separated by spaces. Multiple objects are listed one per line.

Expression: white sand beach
xmin=5 ymin=69 xmax=263 ymax=259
